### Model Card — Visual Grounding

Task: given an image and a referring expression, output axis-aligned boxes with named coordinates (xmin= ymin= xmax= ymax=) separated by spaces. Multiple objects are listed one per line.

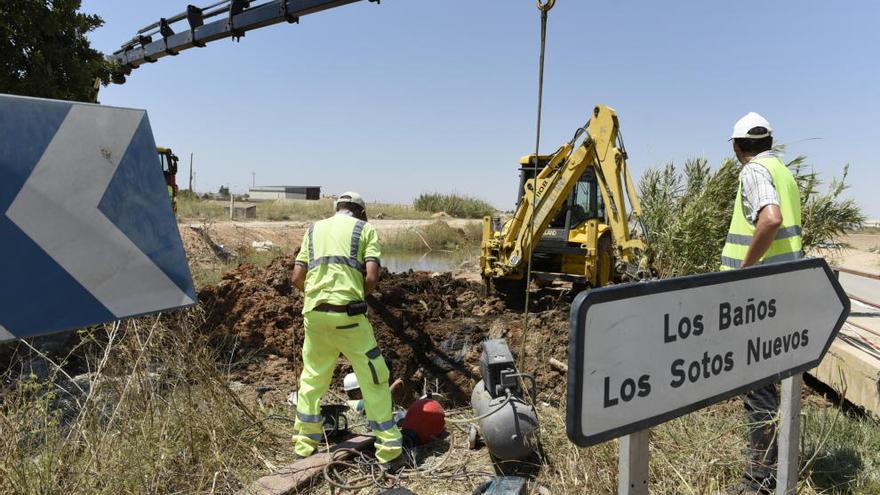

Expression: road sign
xmin=566 ymin=258 xmax=849 ymax=447
xmin=0 ymin=94 xmax=196 ymax=342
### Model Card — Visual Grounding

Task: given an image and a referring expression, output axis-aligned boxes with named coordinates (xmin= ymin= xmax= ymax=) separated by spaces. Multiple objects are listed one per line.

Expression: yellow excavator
xmin=157 ymin=146 xmax=179 ymax=213
xmin=480 ymin=104 xmax=652 ymax=306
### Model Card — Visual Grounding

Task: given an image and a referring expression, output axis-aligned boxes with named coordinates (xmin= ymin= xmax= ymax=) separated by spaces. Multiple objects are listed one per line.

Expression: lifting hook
xmin=536 ymin=0 xmax=555 ymax=13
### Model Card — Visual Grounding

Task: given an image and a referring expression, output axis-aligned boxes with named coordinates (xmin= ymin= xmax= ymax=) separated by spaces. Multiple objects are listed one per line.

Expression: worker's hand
xmin=390 ymin=378 xmax=404 ymax=393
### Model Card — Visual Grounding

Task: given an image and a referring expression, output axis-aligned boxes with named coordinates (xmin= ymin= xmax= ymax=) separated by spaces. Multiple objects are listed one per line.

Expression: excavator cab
xmin=157 ymin=147 xmax=179 ymax=213
xmin=514 ymin=155 xmax=611 ymax=287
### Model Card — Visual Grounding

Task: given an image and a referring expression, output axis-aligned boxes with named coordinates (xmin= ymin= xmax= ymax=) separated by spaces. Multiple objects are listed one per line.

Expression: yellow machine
xmin=157 ymin=147 xmax=179 ymax=213
xmin=480 ymin=105 xmax=652 ymax=305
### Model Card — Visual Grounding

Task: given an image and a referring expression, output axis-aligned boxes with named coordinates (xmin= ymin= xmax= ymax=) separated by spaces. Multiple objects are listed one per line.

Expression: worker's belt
xmin=314 ymin=303 xmax=348 ymax=313
xmin=314 ymin=301 xmax=368 ymax=316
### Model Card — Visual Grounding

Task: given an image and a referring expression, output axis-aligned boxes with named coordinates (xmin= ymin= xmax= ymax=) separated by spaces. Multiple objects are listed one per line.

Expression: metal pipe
xmin=836 ymin=266 xmax=880 ymax=280
xmin=848 ymin=293 xmax=880 ymax=311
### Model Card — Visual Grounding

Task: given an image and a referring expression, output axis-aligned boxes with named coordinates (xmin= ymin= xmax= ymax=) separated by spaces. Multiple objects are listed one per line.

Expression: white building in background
xmin=248 ymin=185 xmax=321 ymax=201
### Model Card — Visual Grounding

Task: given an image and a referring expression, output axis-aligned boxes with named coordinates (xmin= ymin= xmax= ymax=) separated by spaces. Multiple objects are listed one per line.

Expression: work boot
xmin=379 ymin=453 xmax=410 ymax=475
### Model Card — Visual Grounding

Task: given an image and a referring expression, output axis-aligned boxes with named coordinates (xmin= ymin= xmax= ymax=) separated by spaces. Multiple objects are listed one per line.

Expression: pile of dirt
xmin=197 ymin=256 xmax=573 ymax=405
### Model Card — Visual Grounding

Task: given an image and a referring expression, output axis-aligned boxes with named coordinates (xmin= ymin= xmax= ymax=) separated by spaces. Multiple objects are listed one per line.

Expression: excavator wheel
xmin=489 ymin=277 xmax=527 ymax=310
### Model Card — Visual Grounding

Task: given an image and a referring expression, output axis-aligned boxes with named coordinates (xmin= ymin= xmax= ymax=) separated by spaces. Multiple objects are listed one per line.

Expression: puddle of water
xmin=382 ymin=250 xmax=471 ymax=273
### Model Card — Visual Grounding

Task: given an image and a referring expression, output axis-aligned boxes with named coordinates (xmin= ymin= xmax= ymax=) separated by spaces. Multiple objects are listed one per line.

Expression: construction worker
xmin=722 ymin=112 xmax=803 ymax=494
xmin=290 ymin=192 xmax=405 ymax=472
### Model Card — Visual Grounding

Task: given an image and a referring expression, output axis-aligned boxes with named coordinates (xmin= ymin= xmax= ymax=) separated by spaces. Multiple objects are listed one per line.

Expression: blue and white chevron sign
xmin=0 ymin=94 xmax=196 ymax=342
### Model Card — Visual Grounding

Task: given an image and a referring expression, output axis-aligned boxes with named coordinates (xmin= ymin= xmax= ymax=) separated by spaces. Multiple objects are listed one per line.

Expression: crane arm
xmin=109 ymin=0 xmax=375 ymax=83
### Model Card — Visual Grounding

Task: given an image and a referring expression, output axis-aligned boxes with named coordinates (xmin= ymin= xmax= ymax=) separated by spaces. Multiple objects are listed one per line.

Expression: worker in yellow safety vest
xmin=290 ymin=192 xmax=405 ymax=472
xmin=722 ymin=113 xmax=803 ymax=495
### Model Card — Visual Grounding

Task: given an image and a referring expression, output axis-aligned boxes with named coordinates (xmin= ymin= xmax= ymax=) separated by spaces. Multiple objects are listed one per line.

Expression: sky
xmin=82 ymin=0 xmax=880 ymax=218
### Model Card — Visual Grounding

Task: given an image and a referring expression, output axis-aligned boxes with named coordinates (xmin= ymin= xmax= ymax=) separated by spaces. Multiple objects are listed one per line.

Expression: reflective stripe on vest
xmin=720 ymin=154 xmax=803 ymax=270
xmin=725 ymin=225 xmax=803 ymax=246
xmin=307 ymin=220 xmax=366 ymax=271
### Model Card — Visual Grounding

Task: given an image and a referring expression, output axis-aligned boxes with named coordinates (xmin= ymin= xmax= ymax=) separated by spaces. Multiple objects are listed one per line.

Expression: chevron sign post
xmin=0 ymin=94 xmax=196 ymax=342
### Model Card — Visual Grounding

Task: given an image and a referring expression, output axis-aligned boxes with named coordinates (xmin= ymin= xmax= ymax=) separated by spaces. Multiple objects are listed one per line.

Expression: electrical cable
xmin=443 ymin=390 xmax=512 ymax=424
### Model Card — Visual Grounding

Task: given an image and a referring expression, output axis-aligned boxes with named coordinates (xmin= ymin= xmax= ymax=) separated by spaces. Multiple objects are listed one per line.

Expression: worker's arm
xmin=365 ymin=260 xmax=381 ymax=294
xmin=291 ymin=264 xmax=306 ymax=291
xmin=741 ymin=204 xmax=783 ymax=267
xmin=291 ymin=227 xmax=311 ymax=291
xmin=362 ymin=223 xmax=382 ymax=295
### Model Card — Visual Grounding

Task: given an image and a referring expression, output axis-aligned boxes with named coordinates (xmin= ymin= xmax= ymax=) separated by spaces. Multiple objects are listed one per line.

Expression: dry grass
xmin=0 ymin=313 xmax=296 ymax=494
xmin=414 ymin=193 xmax=496 ymax=219
xmin=3 ymin=314 xmax=879 ymax=494
xmin=307 ymin=394 xmax=880 ymax=494
xmin=177 ymin=196 xmax=433 ymax=222
xmin=382 ymin=221 xmax=483 ymax=252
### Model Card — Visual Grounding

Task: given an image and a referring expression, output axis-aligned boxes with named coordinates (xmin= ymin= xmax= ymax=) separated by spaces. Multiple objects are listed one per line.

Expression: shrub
xmin=639 ymin=153 xmax=864 ymax=277
xmin=382 ymin=221 xmax=478 ymax=251
xmin=413 ymin=193 xmax=495 ymax=219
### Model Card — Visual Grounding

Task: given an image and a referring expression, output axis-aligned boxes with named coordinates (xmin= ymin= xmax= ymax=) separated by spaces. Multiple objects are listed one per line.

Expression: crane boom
xmin=110 ymin=0 xmax=374 ymax=82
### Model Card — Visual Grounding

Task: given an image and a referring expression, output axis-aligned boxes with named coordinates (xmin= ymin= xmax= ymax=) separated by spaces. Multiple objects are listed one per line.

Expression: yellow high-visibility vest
xmin=720 ymin=154 xmax=803 ymax=270
xmin=295 ymin=213 xmax=381 ymax=312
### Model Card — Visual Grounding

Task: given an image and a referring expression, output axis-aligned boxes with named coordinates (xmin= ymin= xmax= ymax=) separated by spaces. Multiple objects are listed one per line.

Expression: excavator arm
xmin=481 ymin=104 xmax=648 ymax=281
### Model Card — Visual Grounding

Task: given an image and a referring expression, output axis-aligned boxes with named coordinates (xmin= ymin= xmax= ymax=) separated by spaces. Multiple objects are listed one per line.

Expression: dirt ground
xmin=813 ymin=232 xmax=880 ymax=274
xmin=198 ymin=255 xmax=572 ymax=409
xmin=185 ymin=225 xmax=880 ymax=410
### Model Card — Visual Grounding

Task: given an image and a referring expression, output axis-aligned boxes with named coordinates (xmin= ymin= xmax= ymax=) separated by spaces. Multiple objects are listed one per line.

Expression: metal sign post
xmin=776 ymin=374 xmax=802 ymax=495
xmin=566 ymin=258 xmax=849 ymax=493
xmin=618 ymin=429 xmax=649 ymax=495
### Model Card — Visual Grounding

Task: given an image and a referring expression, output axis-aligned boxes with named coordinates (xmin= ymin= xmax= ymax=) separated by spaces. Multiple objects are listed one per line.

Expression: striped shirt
xmin=740 ymin=151 xmax=780 ymax=224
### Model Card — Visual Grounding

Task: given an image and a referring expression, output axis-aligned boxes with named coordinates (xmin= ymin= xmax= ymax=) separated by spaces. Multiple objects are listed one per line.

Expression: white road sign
xmin=566 ymin=258 xmax=849 ymax=447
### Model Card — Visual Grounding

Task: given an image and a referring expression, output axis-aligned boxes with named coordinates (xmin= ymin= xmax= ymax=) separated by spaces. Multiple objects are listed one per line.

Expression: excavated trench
xmin=198 ymin=256 xmax=574 ymax=406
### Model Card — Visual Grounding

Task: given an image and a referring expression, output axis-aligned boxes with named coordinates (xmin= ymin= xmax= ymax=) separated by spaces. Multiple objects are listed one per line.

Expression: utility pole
xmin=188 ymin=153 xmax=194 ymax=191
xmin=251 ymin=171 xmax=255 ymax=188
xmin=228 ymin=183 xmax=234 ymax=220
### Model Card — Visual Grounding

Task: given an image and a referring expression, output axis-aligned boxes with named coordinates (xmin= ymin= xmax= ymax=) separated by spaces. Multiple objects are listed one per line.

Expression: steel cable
xmin=519 ymin=0 xmax=555 ymax=378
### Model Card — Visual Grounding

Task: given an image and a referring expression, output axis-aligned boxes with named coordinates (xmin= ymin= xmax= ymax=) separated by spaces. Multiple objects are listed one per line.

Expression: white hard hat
xmin=730 ymin=112 xmax=772 ymax=140
xmin=343 ymin=372 xmax=360 ymax=391
xmin=334 ymin=191 xmax=366 ymax=211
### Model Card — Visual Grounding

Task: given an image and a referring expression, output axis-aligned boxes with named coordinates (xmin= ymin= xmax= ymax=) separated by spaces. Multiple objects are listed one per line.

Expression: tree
xmin=218 ymin=185 xmax=230 ymax=199
xmin=0 ymin=0 xmax=113 ymax=102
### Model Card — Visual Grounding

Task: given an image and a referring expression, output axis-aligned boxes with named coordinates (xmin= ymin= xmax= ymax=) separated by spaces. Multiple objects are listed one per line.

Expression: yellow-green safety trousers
xmin=292 ymin=310 xmax=402 ymax=463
